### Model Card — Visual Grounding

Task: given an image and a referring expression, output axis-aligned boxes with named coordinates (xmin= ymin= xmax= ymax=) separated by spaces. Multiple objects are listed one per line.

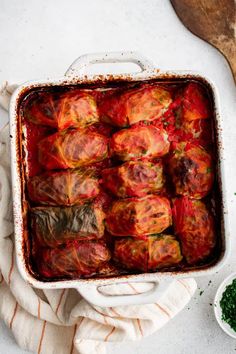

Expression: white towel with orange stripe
xmin=0 ymin=82 xmax=197 ymax=354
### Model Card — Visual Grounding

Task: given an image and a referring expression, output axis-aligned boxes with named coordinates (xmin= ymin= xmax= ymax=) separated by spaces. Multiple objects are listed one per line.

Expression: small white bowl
xmin=214 ymin=272 xmax=236 ymax=339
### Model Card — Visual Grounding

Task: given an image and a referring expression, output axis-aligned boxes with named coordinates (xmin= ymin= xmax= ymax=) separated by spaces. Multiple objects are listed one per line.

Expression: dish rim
xmin=9 ymin=52 xmax=231 ymax=307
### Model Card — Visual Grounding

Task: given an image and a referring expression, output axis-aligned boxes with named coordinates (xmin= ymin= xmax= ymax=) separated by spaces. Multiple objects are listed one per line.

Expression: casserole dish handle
xmin=76 ymin=279 xmax=172 ymax=307
xmin=65 ymin=51 xmax=155 ymax=76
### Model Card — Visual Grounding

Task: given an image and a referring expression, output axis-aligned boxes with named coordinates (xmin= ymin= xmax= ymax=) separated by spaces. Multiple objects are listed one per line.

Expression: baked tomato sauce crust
xmin=20 ymin=79 xmax=218 ymax=280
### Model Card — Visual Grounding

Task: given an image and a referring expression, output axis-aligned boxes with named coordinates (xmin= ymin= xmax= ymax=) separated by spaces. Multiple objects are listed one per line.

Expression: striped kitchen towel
xmin=0 ymin=82 xmax=197 ymax=354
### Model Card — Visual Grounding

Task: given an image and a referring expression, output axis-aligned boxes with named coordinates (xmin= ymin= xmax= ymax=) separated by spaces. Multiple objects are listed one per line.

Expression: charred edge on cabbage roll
xmin=168 ymin=142 xmax=214 ymax=199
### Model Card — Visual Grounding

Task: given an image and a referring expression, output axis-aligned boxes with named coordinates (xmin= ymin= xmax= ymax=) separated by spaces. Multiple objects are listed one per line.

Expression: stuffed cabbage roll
xmin=168 ymin=142 xmax=214 ymax=199
xmin=148 ymin=234 xmax=182 ymax=270
xmin=106 ymin=195 xmax=172 ymax=236
xmin=114 ymin=237 xmax=148 ymax=271
xmin=37 ymin=241 xmax=111 ymax=278
xmin=99 ymin=85 xmax=172 ymax=127
xmin=172 ymin=197 xmax=215 ymax=264
xmin=38 ymin=128 xmax=108 ymax=170
xmin=110 ymin=125 xmax=170 ymax=161
xmin=114 ymin=235 xmax=182 ymax=271
xmin=161 ymin=88 xmax=212 ymax=148
xmin=23 ymin=90 xmax=99 ymax=130
xmin=102 ymin=160 xmax=164 ymax=198
xmin=162 ymin=100 xmax=211 ymax=146
xmin=181 ymin=119 xmax=212 ymax=146
xmin=28 ymin=169 xmax=99 ymax=205
xmin=182 ymin=82 xmax=210 ymax=121
xmin=31 ymin=205 xmax=105 ymax=247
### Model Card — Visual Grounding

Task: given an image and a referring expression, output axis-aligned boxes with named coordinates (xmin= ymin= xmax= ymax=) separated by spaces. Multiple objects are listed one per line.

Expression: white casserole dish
xmin=10 ymin=52 xmax=230 ymax=307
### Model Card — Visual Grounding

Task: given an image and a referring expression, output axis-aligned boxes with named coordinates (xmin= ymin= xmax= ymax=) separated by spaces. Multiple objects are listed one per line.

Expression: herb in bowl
xmin=220 ymin=279 xmax=236 ymax=332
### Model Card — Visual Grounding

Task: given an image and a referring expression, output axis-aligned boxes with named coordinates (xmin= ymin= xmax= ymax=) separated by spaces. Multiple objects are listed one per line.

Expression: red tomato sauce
xmin=24 ymin=120 xmax=55 ymax=177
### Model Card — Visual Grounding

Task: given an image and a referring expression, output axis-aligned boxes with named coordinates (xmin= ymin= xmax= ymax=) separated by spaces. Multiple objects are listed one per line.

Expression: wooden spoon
xmin=171 ymin=0 xmax=236 ymax=82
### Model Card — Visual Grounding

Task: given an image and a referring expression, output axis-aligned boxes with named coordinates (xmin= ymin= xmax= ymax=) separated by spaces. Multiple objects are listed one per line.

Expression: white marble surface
xmin=0 ymin=0 xmax=236 ymax=353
